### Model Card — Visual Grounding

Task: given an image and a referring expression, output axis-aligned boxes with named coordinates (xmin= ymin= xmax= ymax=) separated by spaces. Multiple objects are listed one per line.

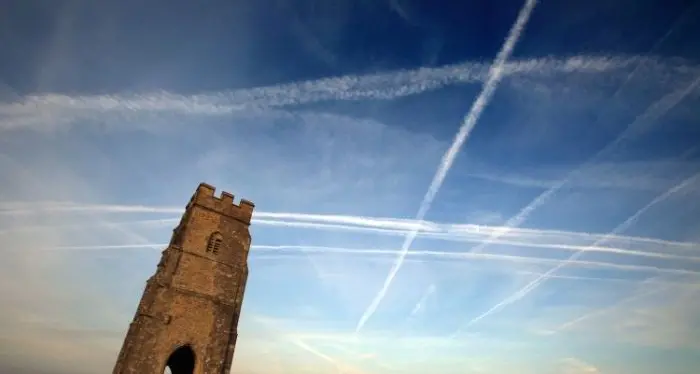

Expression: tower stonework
xmin=113 ymin=183 xmax=254 ymax=374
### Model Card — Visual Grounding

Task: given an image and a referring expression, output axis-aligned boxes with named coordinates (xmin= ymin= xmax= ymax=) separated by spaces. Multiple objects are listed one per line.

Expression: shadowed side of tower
xmin=112 ymin=183 xmax=255 ymax=374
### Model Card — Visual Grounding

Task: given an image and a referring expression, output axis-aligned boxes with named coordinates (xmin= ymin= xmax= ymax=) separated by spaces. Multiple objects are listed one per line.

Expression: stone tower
xmin=113 ymin=183 xmax=255 ymax=374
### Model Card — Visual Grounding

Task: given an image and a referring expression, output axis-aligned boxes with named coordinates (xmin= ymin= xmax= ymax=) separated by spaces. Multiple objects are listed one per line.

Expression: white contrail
xmin=587 ymin=3 xmax=696 ymax=107
xmin=24 ymin=243 xmax=700 ymax=277
xmin=252 ymin=315 xmax=364 ymax=374
xmin=443 ymin=76 xmax=700 ymax=332
xmin=466 ymin=73 xmax=700 ymax=259
xmin=0 ymin=203 xmax=437 ymax=231
xmin=513 ymin=271 xmax=694 ymax=286
xmin=246 ymin=246 xmax=700 ymax=276
xmin=355 ymin=0 xmax=539 ymax=333
xmin=289 ymin=338 xmax=345 ymax=373
xmin=5 ymin=202 xmax=692 ymax=247
xmin=552 ymin=279 xmax=669 ymax=333
xmin=0 ymin=56 xmax=643 ymax=131
xmin=463 ymin=160 xmax=700 ymax=192
xmin=253 ymin=221 xmax=700 ymax=260
xmin=3 ymin=203 xmax=700 ymax=257
xmin=0 ymin=154 xmax=159 ymax=256
xmin=453 ymin=171 xmax=700 ymax=333
xmin=0 ymin=203 xmax=183 ymax=215
xmin=256 ymin=212 xmax=439 ymax=232
xmin=14 ymin=220 xmax=700 ymax=261
xmin=0 ymin=217 xmax=180 ymax=235
xmin=408 ymin=284 xmax=437 ymax=318
xmin=250 ymin=236 xmax=700 ymax=261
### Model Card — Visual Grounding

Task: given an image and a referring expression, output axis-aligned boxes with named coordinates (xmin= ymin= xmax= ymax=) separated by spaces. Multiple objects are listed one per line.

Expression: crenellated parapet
xmin=188 ymin=183 xmax=255 ymax=225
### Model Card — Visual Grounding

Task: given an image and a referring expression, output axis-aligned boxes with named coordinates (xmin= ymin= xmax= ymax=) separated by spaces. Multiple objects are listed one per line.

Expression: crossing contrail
xmin=448 ymin=3 xmax=700 ymax=266
xmin=465 ymin=73 xmax=700 ymax=259
xmin=441 ymin=73 xmax=700 ymax=336
xmin=354 ymin=0 xmax=540 ymax=333
xmin=452 ymin=171 xmax=700 ymax=334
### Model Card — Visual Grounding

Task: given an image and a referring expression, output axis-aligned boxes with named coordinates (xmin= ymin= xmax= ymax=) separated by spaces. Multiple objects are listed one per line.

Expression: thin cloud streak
xmin=0 ymin=217 xmax=180 ymax=235
xmin=0 ymin=56 xmax=646 ymax=131
xmin=272 ymin=241 xmax=700 ymax=262
xmin=513 ymin=271 xmax=692 ymax=285
xmin=408 ymin=284 xmax=436 ymax=318
xmin=251 ymin=316 xmax=370 ymax=374
xmin=466 ymin=73 xmax=700 ymax=260
xmin=355 ymin=0 xmax=540 ymax=333
xmin=289 ymin=338 xmax=346 ymax=374
xmin=3 ymin=203 xmax=700 ymax=260
xmin=463 ymin=159 xmax=700 ymax=192
xmin=28 ymin=243 xmax=700 ymax=282
xmin=552 ymin=279 xmax=669 ymax=333
xmin=589 ymin=3 xmax=694 ymax=108
xmin=0 ymin=203 xmax=183 ymax=215
xmin=454 ymin=171 xmax=700 ymax=333
xmin=6 ymin=202 xmax=700 ymax=250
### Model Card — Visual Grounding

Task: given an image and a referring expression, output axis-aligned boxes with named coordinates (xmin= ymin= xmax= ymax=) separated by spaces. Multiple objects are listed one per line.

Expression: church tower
xmin=113 ymin=183 xmax=255 ymax=374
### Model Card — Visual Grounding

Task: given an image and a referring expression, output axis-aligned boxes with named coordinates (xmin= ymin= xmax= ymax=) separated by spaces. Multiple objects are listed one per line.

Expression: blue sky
xmin=1 ymin=0 xmax=700 ymax=373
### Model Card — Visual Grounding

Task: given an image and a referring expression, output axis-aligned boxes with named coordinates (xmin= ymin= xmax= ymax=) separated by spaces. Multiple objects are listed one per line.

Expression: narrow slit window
xmin=206 ymin=232 xmax=223 ymax=255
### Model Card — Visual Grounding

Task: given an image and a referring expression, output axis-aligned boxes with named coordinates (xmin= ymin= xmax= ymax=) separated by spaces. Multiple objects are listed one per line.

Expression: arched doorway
xmin=163 ymin=345 xmax=195 ymax=374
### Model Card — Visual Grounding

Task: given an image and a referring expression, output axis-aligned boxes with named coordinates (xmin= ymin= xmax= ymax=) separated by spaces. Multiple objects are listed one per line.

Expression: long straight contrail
xmin=3 ymin=202 xmax=700 ymax=257
xmin=443 ymin=75 xmax=700 ymax=333
xmin=457 ymin=10 xmax=700 ymax=260
xmin=0 ymin=153 xmax=159 ymax=261
xmin=26 ymin=243 xmax=700 ymax=277
xmin=0 ymin=203 xmax=183 ymax=215
xmin=8 ymin=218 xmax=700 ymax=261
xmin=466 ymin=73 xmax=700 ymax=258
xmin=1 ymin=202 xmax=691 ymax=247
xmin=453 ymin=171 xmax=700 ymax=333
xmin=354 ymin=0 xmax=540 ymax=333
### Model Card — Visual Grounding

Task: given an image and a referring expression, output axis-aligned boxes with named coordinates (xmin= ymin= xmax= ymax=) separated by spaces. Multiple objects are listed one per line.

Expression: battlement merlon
xmin=188 ymin=182 xmax=255 ymax=225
